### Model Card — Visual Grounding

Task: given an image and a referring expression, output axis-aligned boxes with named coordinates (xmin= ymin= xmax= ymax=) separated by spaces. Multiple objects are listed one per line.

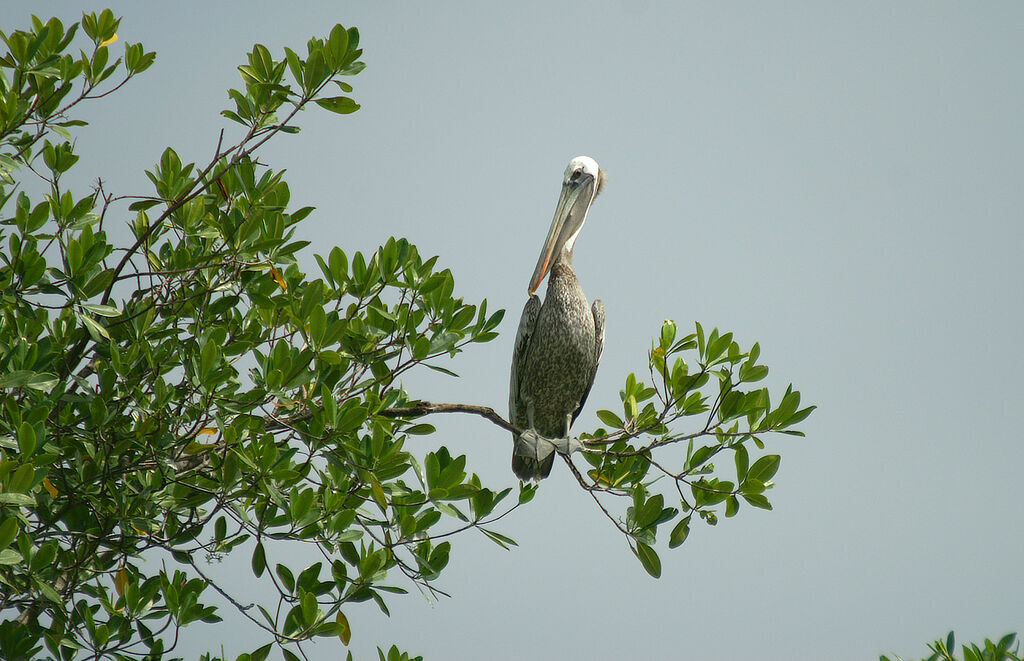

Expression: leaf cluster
xmin=223 ymin=23 xmax=364 ymax=133
xmin=0 ymin=11 xmax=506 ymax=661
xmin=576 ymin=320 xmax=815 ymax=577
xmin=0 ymin=11 xmax=154 ymax=188
xmin=882 ymin=632 xmax=1022 ymax=661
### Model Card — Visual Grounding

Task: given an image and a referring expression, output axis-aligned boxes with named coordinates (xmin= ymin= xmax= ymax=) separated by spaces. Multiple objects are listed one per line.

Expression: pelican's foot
xmin=514 ymin=429 xmax=547 ymax=462
xmin=550 ymin=435 xmax=584 ymax=456
xmin=514 ymin=430 xmax=582 ymax=461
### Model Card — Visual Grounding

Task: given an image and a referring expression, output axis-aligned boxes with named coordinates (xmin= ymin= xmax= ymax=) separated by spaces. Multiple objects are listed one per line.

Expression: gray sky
xmin=15 ymin=2 xmax=1024 ymax=659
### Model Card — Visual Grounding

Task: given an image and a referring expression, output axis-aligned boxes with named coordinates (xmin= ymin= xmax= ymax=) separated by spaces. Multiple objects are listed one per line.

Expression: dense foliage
xmin=0 ymin=10 xmax=824 ymax=660
xmin=882 ymin=632 xmax=1022 ymax=661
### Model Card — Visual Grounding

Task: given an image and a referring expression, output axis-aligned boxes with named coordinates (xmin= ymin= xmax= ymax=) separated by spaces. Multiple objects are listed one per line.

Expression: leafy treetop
xmin=0 ymin=10 xmax=815 ymax=660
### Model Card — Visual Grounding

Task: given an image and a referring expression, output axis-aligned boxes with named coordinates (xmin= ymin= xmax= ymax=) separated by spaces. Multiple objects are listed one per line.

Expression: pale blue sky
xmin=12 ymin=2 xmax=1024 ymax=659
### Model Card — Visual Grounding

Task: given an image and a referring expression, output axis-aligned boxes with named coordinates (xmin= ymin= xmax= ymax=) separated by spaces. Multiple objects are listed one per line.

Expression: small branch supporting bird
xmin=380 ymin=402 xmax=522 ymax=435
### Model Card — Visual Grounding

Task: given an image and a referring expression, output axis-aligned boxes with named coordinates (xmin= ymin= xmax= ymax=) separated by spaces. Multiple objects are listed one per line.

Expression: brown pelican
xmin=509 ymin=156 xmax=606 ymax=481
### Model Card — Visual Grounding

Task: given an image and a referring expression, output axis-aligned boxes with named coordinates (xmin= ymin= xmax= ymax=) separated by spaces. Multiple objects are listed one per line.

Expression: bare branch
xmin=379 ymin=401 xmax=521 ymax=435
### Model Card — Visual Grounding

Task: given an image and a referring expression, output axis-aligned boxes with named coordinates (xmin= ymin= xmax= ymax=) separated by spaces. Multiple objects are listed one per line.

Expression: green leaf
xmin=518 ymin=483 xmax=536 ymax=504
xmin=425 ymin=363 xmax=459 ymax=377
xmin=0 ymin=371 xmax=58 ymax=391
xmin=9 ymin=465 xmax=33 ymax=493
xmin=668 ymin=516 xmax=690 ymax=549
xmin=18 ymin=422 xmax=37 ymax=456
xmin=36 ymin=579 xmax=62 ymax=603
xmin=283 ymin=46 xmax=304 ymax=85
xmin=0 ymin=492 xmax=35 ymax=506
xmin=747 ymin=455 xmax=780 ymax=483
xmin=660 ymin=319 xmax=676 ymax=349
xmin=786 ymin=405 xmax=817 ymax=426
xmin=30 ymin=541 xmax=57 ymax=572
xmin=634 ymin=542 xmax=662 ymax=578
xmin=480 ymin=529 xmax=518 ymax=550
xmin=0 ymin=548 xmax=23 ymax=565
xmin=327 ymin=24 xmax=350 ymax=65
xmin=742 ymin=493 xmax=772 ymax=510
xmin=337 ymin=611 xmax=351 ymax=645
xmin=739 ymin=364 xmax=768 ymax=383
xmin=315 ymin=96 xmax=360 ymax=114
xmin=733 ymin=444 xmax=749 ymax=482
xmin=276 ymin=563 xmax=295 ymax=593
xmin=0 ymin=370 xmax=31 ymax=390
xmin=596 ymin=409 xmax=623 ymax=428
xmin=742 ymin=478 xmax=766 ymax=495
xmin=369 ymin=478 xmax=387 ymax=510
xmin=252 ymin=542 xmax=266 ymax=577
xmin=80 ymin=312 xmax=110 ymax=341
xmin=0 ymin=518 xmax=19 ymax=551
xmin=638 ymin=493 xmax=665 ymax=528
xmin=687 ymin=445 xmax=715 ymax=471
xmin=81 ymin=303 xmax=121 ymax=318
xmin=706 ymin=331 xmax=733 ymax=363
xmin=725 ymin=495 xmax=739 ymax=517
xmin=337 ymin=405 xmax=367 ymax=432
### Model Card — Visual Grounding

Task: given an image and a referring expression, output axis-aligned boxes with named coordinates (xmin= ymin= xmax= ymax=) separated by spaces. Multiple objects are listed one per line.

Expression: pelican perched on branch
xmin=509 ymin=156 xmax=606 ymax=481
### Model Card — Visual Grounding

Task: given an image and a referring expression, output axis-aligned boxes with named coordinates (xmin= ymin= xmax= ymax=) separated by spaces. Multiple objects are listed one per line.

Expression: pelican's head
xmin=528 ymin=155 xmax=606 ymax=294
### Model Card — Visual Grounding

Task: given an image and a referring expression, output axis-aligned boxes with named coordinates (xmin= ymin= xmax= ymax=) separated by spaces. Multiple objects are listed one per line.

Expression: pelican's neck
xmin=559 ymin=196 xmax=591 ymax=260
xmin=554 ymin=245 xmax=574 ymax=270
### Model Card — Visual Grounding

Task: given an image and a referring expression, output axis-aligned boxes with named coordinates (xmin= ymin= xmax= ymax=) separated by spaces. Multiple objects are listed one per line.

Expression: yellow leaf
xmin=270 ymin=266 xmax=287 ymax=290
xmin=369 ymin=476 xmax=387 ymax=510
xmin=337 ymin=611 xmax=351 ymax=645
xmin=587 ymin=469 xmax=614 ymax=487
xmin=197 ymin=427 xmax=217 ymax=435
xmin=42 ymin=477 xmax=59 ymax=498
xmin=115 ymin=567 xmax=128 ymax=596
xmin=100 ymin=34 xmax=118 ymax=47
xmin=132 ymin=525 xmax=148 ymax=536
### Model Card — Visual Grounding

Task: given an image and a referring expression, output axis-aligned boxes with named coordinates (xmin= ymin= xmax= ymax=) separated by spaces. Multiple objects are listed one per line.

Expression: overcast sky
xmin=15 ymin=2 xmax=1024 ymax=659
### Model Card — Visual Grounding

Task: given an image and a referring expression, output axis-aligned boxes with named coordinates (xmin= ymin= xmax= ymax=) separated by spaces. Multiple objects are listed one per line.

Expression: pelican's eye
xmin=570 ymin=169 xmax=582 ymax=182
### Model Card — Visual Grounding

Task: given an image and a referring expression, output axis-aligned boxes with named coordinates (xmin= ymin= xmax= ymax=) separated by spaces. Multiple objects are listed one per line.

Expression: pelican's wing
xmin=592 ymin=298 xmax=606 ymax=367
xmin=508 ymin=294 xmax=542 ymax=439
xmin=572 ymin=299 xmax=605 ymax=424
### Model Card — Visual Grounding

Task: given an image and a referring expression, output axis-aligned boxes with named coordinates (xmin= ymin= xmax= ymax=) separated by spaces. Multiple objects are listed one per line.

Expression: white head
xmin=563 ymin=155 xmax=606 ymax=193
xmin=528 ymin=155 xmax=606 ymax=293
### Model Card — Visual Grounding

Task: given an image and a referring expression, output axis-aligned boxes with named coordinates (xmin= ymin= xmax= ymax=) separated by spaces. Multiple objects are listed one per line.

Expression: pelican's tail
xmin=512 ymin=450 xmax=554 ymax=481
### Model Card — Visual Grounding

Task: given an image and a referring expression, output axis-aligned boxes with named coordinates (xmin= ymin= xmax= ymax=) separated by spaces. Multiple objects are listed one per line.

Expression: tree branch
xmin=379 ymin=402 xmax=521 ymax=435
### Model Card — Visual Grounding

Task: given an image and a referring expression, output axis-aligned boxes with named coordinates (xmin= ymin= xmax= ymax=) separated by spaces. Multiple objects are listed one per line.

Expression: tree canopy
xmin=13 ymin=10 xmax=1012 ymax=661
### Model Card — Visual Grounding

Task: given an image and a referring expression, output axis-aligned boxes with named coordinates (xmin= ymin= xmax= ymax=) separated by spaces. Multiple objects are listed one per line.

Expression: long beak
xmin=528 ymin=183 xmax=584 ymax=294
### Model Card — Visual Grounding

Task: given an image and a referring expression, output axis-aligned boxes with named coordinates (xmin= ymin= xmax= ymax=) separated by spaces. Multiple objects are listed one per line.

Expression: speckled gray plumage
xmin=509 ymin=262 xmax=604 ymax=480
